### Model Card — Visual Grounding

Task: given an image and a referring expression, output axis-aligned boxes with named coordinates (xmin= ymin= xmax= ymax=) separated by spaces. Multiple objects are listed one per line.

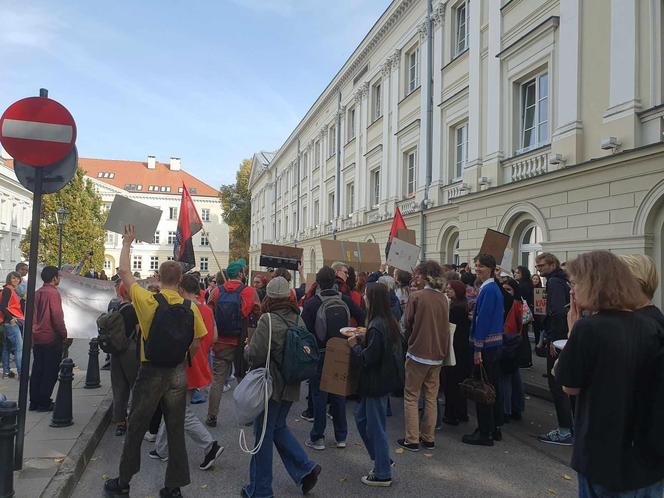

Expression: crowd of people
xmin=2 ymin=226 xmax=663 ymax=498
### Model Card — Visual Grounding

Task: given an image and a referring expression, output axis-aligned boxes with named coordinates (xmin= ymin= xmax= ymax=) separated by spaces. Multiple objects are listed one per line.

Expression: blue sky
xmin=1 ymin=0 xmax=389 ymax=188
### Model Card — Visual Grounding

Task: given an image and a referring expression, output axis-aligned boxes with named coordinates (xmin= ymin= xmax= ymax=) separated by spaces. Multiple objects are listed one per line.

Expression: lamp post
xmin=55 ymin=206 xmax=68 ymax=269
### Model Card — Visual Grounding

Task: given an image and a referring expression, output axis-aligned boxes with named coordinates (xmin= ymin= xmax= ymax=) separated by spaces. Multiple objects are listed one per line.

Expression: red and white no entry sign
xmin=0 ymin=96 xmax=77 ymax=167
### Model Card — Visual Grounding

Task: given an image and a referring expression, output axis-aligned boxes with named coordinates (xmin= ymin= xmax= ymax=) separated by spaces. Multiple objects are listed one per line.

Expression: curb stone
xmin=39 ymin=393 xmax=113 ymax=498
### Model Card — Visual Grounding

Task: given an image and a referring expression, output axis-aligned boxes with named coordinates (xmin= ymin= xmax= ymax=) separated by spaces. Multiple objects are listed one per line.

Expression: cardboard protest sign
xmin=386 ymin=237 xmax=420 ymax=273
xmin=499 ymin=248 xmax=513 ymax=272
xmin=478 ymin=229 xmax=510 ymax=263
xmin=320 ymin=338 xmax=359 ymax=396
xmin=259 ymin=243 xmax=303 ymax=271
xmin=534 ymin=287 xmax=547 ymax=315
xmin=104 ymin=196 xmax=162 ymax=242
xmin=320 ymin=239 xmax=381 ymax=274
xmin=396 ymin=228 xmax=416 ymax=245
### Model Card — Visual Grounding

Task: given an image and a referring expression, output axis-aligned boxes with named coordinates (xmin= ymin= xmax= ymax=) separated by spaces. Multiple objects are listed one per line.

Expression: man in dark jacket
xmin=301 ymin=266 xmax=365 ymax=451
xmin=535 ymin=252 xmax=573 ymax=446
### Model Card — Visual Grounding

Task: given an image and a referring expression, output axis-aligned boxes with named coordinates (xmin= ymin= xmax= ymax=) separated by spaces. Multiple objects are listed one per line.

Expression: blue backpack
xmin=215 ymin=285 xmax=246 ymax=339
xmin=275 ymin=314 xmax=319 ymax=384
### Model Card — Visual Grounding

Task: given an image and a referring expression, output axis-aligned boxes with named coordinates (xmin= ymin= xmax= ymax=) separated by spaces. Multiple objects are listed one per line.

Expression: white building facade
xmin=249 ymin=0 xmax=664 ymax=307
xmin=0 ymin=158 xmax=32 ymax=275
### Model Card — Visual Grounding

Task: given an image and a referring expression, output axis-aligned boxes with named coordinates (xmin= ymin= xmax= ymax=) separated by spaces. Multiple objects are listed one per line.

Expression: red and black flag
xmin=174 ymin=183 xmax=203 ymax=272
xmin=385 ymin=206 xmax=407 ymax=259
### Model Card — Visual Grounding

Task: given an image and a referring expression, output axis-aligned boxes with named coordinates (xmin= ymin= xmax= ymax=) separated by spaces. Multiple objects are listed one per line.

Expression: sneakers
xmin=104 ymin=477 xmax=129 ymax=496
xmin=144 ymin=432 xmax=157 ymax=443
xmin=149 ymin=449 xmax=168 ymax=462
xmin=396 ymin=439 xmax=419 ymax=452
xmin=335 ymin=440 xmax=347 ymax=449
xmin=205 ymin=415 xmax=217 ymax=428
xmin=301 ymin=464 xmax=322 ymax=494
xmin=190 ymin=389 xmax=206 ymax=404
xmin=361 ymin=473 xmax=392 ymax=487
xmin=159 ymin=487 xmax=182 ymax=498
xmin=305 ymin=438 xmax=325 ymax=451
xmin=300 ymin=410 xmax=314 ymax=422
xmin=420 ymin=440 xmax=435 ymax=450
xmin=199 ymin=441 xmax=224 ymax=470
xmin=537 ymin=429 xmax=573 ymax=446
xmin=492 ymin=429 xmax=503 ymax=442
xmin=115 ymin=422 xmax=127 ymax=437
xmin=462 ymin=431 xmax=494 ymax=447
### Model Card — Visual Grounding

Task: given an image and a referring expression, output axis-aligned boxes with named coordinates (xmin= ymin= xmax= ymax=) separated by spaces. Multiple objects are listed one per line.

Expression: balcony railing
xmin=367 ymin=209 xmax=381 ymax=223
xmin=501 ymin=146 xmax=551 ymax=183
xmin=441 ymin=181 xmax=464 ymax=203
xmin=397 ymin=197 xmax=418 ymax=215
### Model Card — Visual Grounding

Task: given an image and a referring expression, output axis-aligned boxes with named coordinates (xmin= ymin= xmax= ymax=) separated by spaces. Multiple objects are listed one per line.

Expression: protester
xmin=462 ymin=254 xmax=504 ymax=446
xmin=1 ymin=272 xmax=24 ymax=379
xmin=242 ymin=277 xmax=321 ymax=497
xmin=150 ymin=274 xmax=224 ymax=471
xmin=347 ymin=267 xmax=362 ymax=308
xmin=499 ymin=278 xmax=525 ymax=422
xmin=531 ymin=273 xmax=545 ymax=347
xmin=556 ymin=251 xmax=664 ymax=497
xmin=535 ymin=252 xmax=573 ymax=446
xmin=442 ymin=280 xmax=471 ymax=426
xmin=398 ymin=260 xmax=450 ymax=452
xmin=273 ymin=266 xmax=305 ymax=303
xmin=251 ymin=274 xmax=267 ymax=302
xmin=348 ymin=283 xmax=403 ymax=487
xmin=378 ymin=275 xmax=402 ymax=322
xmin=29 ymin=266 xmax=69 ymax=411
xmin=206 ymin=260 xmax=258 ymax=428
xmin=356 ymin=271 xmax=367 ymax=300
xmin=108 ymin=283 xmax=139 ymax=436
xmin=104 ymin=225 xmax=207 ymax=498
xmin=301 ymin=266 xmax=365 ymax=450
xmin=15 ymin=262 xmax=28 ymax=311
xmin=332 ymin=261 xmax=351 ymax=296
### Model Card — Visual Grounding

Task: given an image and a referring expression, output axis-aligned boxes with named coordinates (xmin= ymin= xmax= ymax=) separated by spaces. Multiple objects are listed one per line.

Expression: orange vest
xmin=1 ymin=286 xmax=24 ymax=321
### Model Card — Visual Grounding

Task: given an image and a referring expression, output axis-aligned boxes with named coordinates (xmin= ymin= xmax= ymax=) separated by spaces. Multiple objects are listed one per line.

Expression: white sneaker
xmin=305 ymin=438 xmax=325 ymax=451
xmin=335 ymin=440 xmax=346 ymax=449
xmin=223 ymin=383 xmax=232 ymax=393
xmin=144 ymin=432 xmax=157 ymax=443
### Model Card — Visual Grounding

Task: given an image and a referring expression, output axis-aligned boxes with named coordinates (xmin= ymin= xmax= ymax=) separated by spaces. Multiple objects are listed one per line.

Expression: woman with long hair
xmin=500 ymin=278 xmax=525 ymax=421
xmin=242 ymin=277 xmax=321 ymax=497
xmin=556 ymin=251 xmax=664 ymax=497
xmin=1 ymin=271 xmax=24 ymax=379
xmin=347 ymin=283 xmax=403 ymax=487
xmin=442 ymin=280 xmax=471 ymax=425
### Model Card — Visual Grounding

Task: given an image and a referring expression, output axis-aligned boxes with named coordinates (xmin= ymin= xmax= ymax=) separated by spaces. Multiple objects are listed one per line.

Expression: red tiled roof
xmin=4 ymin=157 xmax=219 ymax=197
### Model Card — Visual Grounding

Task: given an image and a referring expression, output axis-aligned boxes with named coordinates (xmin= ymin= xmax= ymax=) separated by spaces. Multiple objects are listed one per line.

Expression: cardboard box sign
xmin=320 ymin=239 xmax=382 ymax=274
xmin=396 ymin=228 xmax=416 ymax=245
xmin=260 ymin=243 xmax=304 ymax=271
xmin=534 ymin=287 xmax=547 ymax=316
xmin=478 ymin=229 xmax=510 ymax=264
xmin=320 ymin=338 xmax=359 ymax=397
xmin=386 ymin=237 xmax=420 ymax=273
xmin=105 ymin=196 xmax=162 ymax=242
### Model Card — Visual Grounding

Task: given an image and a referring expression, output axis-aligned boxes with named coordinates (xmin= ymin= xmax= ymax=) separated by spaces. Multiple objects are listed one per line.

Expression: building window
xmin=153 ymin=231 xmax=160 ymax=244
xmin=105 ymin=231 xmax=115 ymax=245
xmin=168 ymin=231 xmax=177 ymax=244
xmin=201 ymin=208 xmax=210 ymax=222
xmin=313 ymin=199 xmax=320 ymax=225
xmin=370 ymin=169 xmax=380 ymax=207
xmin=372 ymin=81 xmax=382 ymax=121
xmin=519 ymin=72 xmax=549 ymax=153
xmin=169 ymin=207 xmax=178 ymax=220
xmin=519 ymin=223 xmax=543 ymax=272
xmin=150 ymin=256 xmax=159 ymax=271
xmin=302 ymin=206 xmax=308 ymax=231
xmin=328 ymin=125 xmax=336 ymax=157
xmin=301 ymin=152 xmax=308 ymax=179
xmin=132 ymin=255 xmax=142 ymax=271
xmin=345 ymin=183 xmax=355 ymax=216
xmin=328 ymin=192 xmax=335 ymax=221
xmin=104 ymin=259 xmax=112 ymax=271
xmin=285 ymin=215 xmax=289 ymax=236
xmin=292 ymin=209 xmax=296 ymax=234
xmin=347 ymin=106 xmax=356 ymax=140
xmin=454 ymin=0 xmax=469 ymax=56
xmin=406 ymin=47 xmax=420 ymax=95
xmin=200 ymin=233 xmax=209 ymax=246
xmin=314 ymin=140 xmax=321 ymax=167
xmin=277 ymin=219 xmax=282 ymax=238
xmin=454 ymin=123 xmax=468 ymax=180
xmin=166 ymin=256 xmax=174 ymax=261
xmin=405 ymin=150 xmax=417 ymax=196
xmin=200 ymin=257 xmax=209 ymax=271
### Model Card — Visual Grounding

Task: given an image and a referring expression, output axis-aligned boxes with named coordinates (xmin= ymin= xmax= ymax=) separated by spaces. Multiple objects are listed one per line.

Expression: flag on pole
xmin=174 ymin=183 xmax=203 ymax=272
xmin=385 ymin=206 xmax=407 ymax=259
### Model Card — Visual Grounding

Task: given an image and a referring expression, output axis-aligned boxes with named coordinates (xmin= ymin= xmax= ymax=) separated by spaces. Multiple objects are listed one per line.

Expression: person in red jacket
xmin=29 ymin=266 xmax=70 ymax=411
xmin=1 ymin=271 xmax=25 ymax=378
xmin=206 ymin=261 xmax=259 ymax=427
xmin=150 ymin=274 xmax=224 ymax=471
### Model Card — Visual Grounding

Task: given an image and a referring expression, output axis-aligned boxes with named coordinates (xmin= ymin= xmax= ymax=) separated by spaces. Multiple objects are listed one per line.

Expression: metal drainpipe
xmin=295 ymin=140 xmax=301 ymax=284
xmin=420 ymin=0 xmax=434 ymax=260
xmin=334 ymin=91 xmax=342 ymax=240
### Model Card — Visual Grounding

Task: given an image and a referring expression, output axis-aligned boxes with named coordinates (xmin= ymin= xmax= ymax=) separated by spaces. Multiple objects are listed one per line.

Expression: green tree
xmin=219 ymin=158 xmax=251 ymax=261
xmin=20 ymin=168 xmax=106 ymax=272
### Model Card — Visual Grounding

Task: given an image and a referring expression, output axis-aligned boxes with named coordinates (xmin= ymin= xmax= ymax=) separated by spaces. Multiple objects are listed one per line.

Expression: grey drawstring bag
xmin=234 ymin=313 xmax=273 ymax=454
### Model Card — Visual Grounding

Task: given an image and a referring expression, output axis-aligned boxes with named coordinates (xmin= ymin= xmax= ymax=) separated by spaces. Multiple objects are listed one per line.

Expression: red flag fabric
xmin=385 ymin=207 xmax=407 ymax=258
xmin=174 ymin=183 xmax=203 ymax=271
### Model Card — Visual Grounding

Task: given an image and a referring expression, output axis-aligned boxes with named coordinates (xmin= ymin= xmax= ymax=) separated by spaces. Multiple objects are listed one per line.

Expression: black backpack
xmin=144 ymin=293 xmax=194 ymax=367
xmin=314 ymin=292 xmax=350 ymax=344
xmin=215 ymin=285 xmax=246 ymax=339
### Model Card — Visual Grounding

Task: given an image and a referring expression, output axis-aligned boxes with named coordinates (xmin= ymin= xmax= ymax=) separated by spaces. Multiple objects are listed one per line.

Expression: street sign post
xmin=14 ymin=146 xmax=78 ymax=194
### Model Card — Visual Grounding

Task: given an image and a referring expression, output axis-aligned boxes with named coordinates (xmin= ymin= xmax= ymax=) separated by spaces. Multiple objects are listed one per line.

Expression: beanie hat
xmin=226 ymin=261 xmax=244 ymax=278
xmin=266 ymin=276 xmax=290 ymax=299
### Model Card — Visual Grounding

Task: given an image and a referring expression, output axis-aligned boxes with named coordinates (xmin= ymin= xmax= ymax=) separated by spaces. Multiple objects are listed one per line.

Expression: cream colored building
xmin=249 ymin=0 xmax=664 ymax=306
xmin=0 ymin=154 xmax=32 ymax=274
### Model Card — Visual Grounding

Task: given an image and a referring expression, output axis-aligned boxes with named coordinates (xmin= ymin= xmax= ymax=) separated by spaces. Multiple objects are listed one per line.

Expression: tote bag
xmin=443 ymin=322 xmax=457 ymax=367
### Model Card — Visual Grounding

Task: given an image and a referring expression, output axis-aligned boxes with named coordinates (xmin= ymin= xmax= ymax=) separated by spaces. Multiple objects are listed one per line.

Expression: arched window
xmin=440 ymin=229 xmax=460 ymax=266
xmin=452 ymin=235 xmax=460 ymax=266
xmin=519 ymin=222 xmax=543 ymax=272
xmin=310 ymin=248 xmax=317 ymax=274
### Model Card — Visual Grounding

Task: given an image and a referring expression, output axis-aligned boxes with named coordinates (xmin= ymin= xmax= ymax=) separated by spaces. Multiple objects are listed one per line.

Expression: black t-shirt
xmin=556 ymin=310 xmax=664 ymax=491
xmin=119 ymin=303 xmax=139 ymax=339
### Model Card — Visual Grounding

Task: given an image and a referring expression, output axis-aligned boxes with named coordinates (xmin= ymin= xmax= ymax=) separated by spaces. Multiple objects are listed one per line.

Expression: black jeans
xmin=118 ymin=363 xmax=189 ymax=489
xmin=547 ymin=353 xmax=573 ymax=429
xmin=30 ymin=343 xmax=63 ymax=409
xmin=475 ymin=348 xmax=504 ymax=438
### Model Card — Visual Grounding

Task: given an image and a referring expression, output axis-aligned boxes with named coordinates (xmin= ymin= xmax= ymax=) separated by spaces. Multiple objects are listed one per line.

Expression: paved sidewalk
xmin=0 ymin=339 xmax=112 ymax=498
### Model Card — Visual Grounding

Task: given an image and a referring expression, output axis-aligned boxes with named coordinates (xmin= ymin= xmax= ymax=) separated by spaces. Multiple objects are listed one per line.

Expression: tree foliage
xmin=219 ymin=158 xmax=251 ymax=261
xmin=20 ymin=168 xmax=106 ymax=272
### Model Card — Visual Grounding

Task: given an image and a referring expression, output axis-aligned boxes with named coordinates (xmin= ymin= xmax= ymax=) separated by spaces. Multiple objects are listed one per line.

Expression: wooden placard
xmin=478 ymin=229 xmax=510 ymax=263
xmin=534 ymin=287 xmax=547 ymax=316
xmin=396 ymin=228 xmax=416 ymax=245
xmin=260 ymin=243 xmax=304 ymax=271
xmin=320 ymin=239 xmax=382 ymax=274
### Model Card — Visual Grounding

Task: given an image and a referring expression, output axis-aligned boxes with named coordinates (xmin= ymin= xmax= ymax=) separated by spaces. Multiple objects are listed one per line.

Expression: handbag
xmin=459 ymin=364 xmax=496 ymax=405
xmin=521 ymin=299 xmax=534 ymax=325
xmin=442 ymin=323 xmax=457 ymax=367
xmin=234 ymin=313 xmax=273 ymax=454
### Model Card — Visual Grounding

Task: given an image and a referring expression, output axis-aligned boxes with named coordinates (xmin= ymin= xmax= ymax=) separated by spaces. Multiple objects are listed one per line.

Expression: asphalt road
xmin=72 ymin=380 xmax=577 ymax=498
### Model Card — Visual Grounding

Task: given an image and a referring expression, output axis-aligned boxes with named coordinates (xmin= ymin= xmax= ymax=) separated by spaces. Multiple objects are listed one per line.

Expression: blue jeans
xmin=355 ymin=396 xmax=391 ymax=480
xmin=501 ymin=369 xmax=524 ymax=416
xmin=578 ymin=475 xmax=664 ymax=498
xmin=2 ymin=322 xmax=22 ymax=375
xmin=309 ymin=355 xmax=348 ymax=443
xmin=244 ymin=400 xmax=317 ymax=498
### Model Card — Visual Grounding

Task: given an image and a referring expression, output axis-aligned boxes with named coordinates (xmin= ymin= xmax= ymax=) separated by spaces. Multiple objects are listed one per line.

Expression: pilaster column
xmin=482 ymin=0 xmax=503 ymax=186
xmin=463 ymin=0 xmax=482 ymax=190
xmin=389 ymin=49 xmax=401 ymax=211
xmin=431 ymin=4 xmax=445 ymax=202
xmin=417 ymin=20 xmax=430 ymax=202
xmin=380 ymin=59 xmax=392 ymax=217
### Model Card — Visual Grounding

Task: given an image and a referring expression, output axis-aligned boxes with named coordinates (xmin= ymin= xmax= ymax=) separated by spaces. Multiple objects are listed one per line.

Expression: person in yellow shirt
xmin=105 ymin=225 xmax=206 ymax=498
